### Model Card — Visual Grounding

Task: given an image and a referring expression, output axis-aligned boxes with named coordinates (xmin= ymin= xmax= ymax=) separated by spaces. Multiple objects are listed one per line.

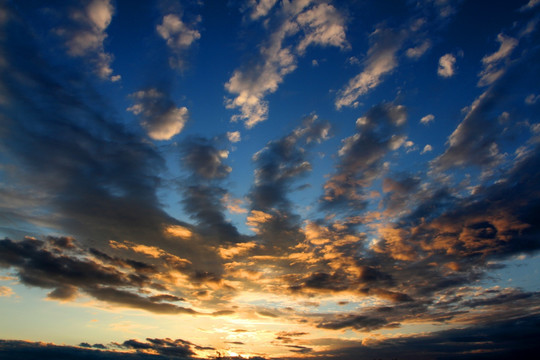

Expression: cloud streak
xmin=226 ymin=0 xmax=347 ymax=127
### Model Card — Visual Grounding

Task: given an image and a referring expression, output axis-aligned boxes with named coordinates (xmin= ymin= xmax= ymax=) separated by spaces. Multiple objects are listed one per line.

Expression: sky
xmin=1 ymin=0 xmax=540 ymax=359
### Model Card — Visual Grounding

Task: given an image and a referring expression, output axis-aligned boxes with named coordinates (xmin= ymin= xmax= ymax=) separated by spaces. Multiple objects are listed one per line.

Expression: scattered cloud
xmin=128 ymin=89 xmax=188 ymax=140
xmin=406 ymin=40 xmax=431 ymax=59
xmin=525 ymin=93 xmax=540 ymax=104
xmin=421 ymin=144 xmax=433 ymax=154
xmin=227 ymin=131 xmax=241 ymax=143
xmin=420 ymin=113 xmax=435 ymax=124
xmin=438 ymin=53 xmax=456 ymax=78
xmin=55 ymin=0 xmax=118 ymax=80
xmin=157 ymin=12 xmax=201 ymax=69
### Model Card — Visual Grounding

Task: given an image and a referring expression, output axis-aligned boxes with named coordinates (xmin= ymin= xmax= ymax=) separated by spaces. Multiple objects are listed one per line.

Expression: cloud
xmin=0 ymin=236 xmax=204 ymax=314
xmin=336 ymin=28 xmax=404 ymax=109
xmin=295 ymin=3 xmax=349 ymax=55
xmin=128 ymin=89 xmax=188 ymax=141
xmin=438 ymin=53 xmax=456 ymax=78
xmin=250 ymin=115 xmax=330 ymax=212
xmin=317 ymin=315 xmax=392 ymax=331
xmin=420 ymin=114 xmax=435 ymax=124
xmin=55 ymin=0 xmax=118 ymax=80
xmin=181 ymin=137 xmax=232 ymax=180
xmin=0 ymin=10 xmax=190 ymax=254
xmin=227 ymin=131 xmax=241 ymax=143
xmin=405 ymin=40 xmax=431 ymax=59
xmin=179 ymin=137 xmax=242 ymax=244
xmin=321 ymin=103 xmax=407 ymax=213
xmin=0 ymin=285 xmax=13 ymax=297
xmin=226 ymin=0 xmax=347 ymax=127
xmin=520 ymin=0 xmax=540 ymax=11
xmin=157 ymin=13 xmax=201 ymax=69
xmin=244 ymin=0 xmax=279 ymax=20
xmin=525 ymin=93 xmax=540 ymax=104
xmin=0 ymin=338 xmax=214 ymax=359
xmin=312 ymin=314 xmax=540 ymax=360
xmin=431 ymin=85 xmax=508 ymax=172
xmin=421 ymin=144 xmax=433 ymax=154
xmin=478 ymin=33 xmax=518 ymax=86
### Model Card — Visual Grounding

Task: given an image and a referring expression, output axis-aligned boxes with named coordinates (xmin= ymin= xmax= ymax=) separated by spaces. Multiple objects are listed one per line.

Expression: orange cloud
xmin=164 ymin=224 xmax=193 ymax=239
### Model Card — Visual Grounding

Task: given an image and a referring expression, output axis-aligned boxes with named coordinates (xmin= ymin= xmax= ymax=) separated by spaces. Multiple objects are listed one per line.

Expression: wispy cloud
xmin=226 ymin=0 xmax=348 ymax=127
xmin=336 ymin=28 xmax=404 ymax=109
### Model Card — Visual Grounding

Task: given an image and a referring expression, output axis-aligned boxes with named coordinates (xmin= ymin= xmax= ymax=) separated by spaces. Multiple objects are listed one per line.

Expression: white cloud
xmin=406 ymin=40 xmax=431 ymax=59
xmin=226 ymin=0 xmax=347 ymax=128
xmin=245 ymin=0 xmax=279 ymax=20
xmin=420 ymin=114 xmax=435 ymax=125
xmin=438 ymin=53 xmax=456 ymax=78
xmin=336 ymin=28 xmax=403 ymax=109
xmin=157 ymin=13 xmax=201 ymax=69
xmin=59 ymin=0 xmax=117 ymax=80
xmin=295 ymin=3 xmax=348 ymax=54
xmin=478 ymin=33 xmax=518 ymax=87
xmin=227 ymin=131 xmax=241 ymax=143
xmin=421 ymin=144 xmax=433 ymax=154
xmin=127 ymin=89 xmax=188 ymax=141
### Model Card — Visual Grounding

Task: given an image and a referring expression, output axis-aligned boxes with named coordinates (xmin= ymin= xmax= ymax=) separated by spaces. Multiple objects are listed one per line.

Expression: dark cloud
xmin=181 ymin=184 xmax=241 ymax=244
xmin=317 ymin=314 xmax=393 ymax=331
xmin=0 ymin=340 xmax=163 ymax=360
xmin=176 ymin=136 xmax=245 ymax=247
xmin=431 ymin=88 xmax=505 ymax=172
xmin=290 ymin=271 xmax=351 ymax=293
xmin=180 ymin=137 xmax=231 ymax=180
xmin=245 ymin=116 xmax=331 ymax=251
xmin=311 ymin=314 xmax=540 ymax=360
xmin=249 ymin=115 xmax=331 ymax=212
xmin=149 ymin=294 xmax=186 ymax=303
xmin=286 ymin=344 xmax=312 ymax=353
xmin=79 ymin=343 xmax=107 ymax=349
xmin=86 ymin=287 xmax=197 ymax=315
xmin=0 ymin=337 xmax=213 ymax=360
xmin=0 ymin=3 xmax=188 ymax=256
xmin=394 ymin=144 xmax=540 ymax=262
xmin=120 ymin=337 xmax=213 ymax=357
xmin=432 ymin=35 xmax=540 ymax=173
xmin=0 ymin=237 xmax=202 ymax=314
xmin=381 ymin=175 xmax=422 ymax=215
xmin=321 ymin=103 xmax=407 ymax=213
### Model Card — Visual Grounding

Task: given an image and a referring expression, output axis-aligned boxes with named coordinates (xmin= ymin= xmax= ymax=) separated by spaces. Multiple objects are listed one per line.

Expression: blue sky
xmin=1 ymin=0 xmax=540 ymax=359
